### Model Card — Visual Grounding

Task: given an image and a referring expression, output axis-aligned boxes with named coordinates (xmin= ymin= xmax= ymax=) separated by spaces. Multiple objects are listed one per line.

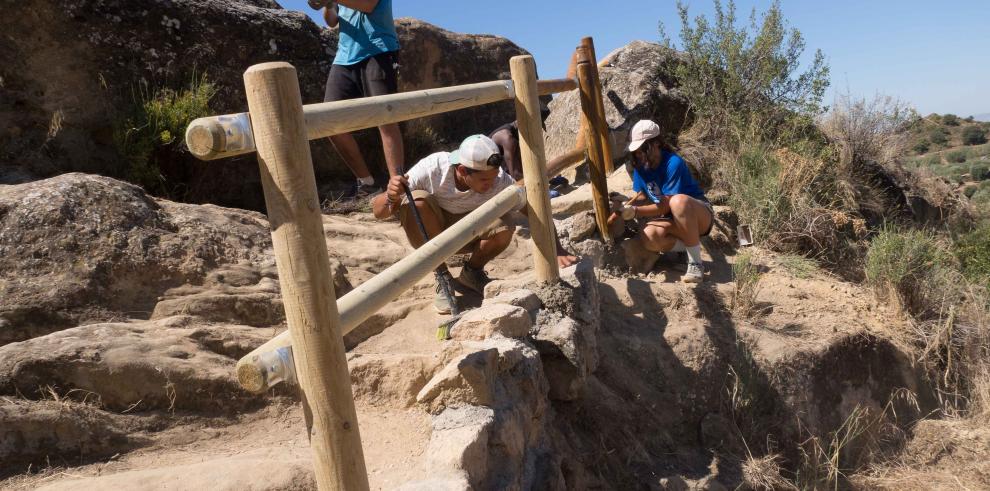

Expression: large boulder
xmin=0 ymin=174 xmax=273 ymax=344
xmin=0 ymin=318 xmax=273 ymax=413
xmin=0 ymin=1 xmax=530 ymax=209
xmin=394 ymin=18 xmax=532 ymax=151
xmin=0 ymin=173 xmax=352 ymax=345
xmin=544 ymin=40 xmax=689 ymax=181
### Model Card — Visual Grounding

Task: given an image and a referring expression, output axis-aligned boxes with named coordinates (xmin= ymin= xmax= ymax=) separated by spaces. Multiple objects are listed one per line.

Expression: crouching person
xmin=615 ymin=120 xmax=714 ymax=283
xmin=372 ymin=134 xmax=577 ymax=313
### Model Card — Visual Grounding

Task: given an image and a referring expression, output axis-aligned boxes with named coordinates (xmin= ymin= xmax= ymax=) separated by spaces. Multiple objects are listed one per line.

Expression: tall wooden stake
xmin=243 ymin=61 xmax=369 ymax=491
xmin=576 ymin=54 xmax=613 ymax=244
xmin=510 ymin=55 xmax=559 ymax=283
xmin=581 ymin=36 xmax=616 ymax=174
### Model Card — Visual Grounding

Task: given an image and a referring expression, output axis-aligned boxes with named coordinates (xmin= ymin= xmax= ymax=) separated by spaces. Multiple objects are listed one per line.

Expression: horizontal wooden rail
xmin=236 ymin=185 xmax=528 ymax=393
xmin=187 ymin=78 xmax=577 ymax=161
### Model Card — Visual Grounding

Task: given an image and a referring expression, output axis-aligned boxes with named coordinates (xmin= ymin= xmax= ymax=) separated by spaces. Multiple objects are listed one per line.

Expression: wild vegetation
xmin=112 ymin=74 xmax=217 ymax=197
xmin=662 ymin=0 xmax=989 ymax=487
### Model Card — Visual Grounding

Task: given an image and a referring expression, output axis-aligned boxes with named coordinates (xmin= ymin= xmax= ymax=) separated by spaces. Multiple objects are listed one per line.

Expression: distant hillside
xmin=975 ymin=113 xmax=990 ymax=122
xmin=905 ymin=113 xmax=990 ymax=214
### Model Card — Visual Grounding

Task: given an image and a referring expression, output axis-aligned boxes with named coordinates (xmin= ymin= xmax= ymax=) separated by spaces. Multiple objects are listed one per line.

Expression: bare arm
xmin=337 ymin=0 xmax=379 ymax=13
xmin=628 ymin=196 xmax=670 ymax=218
xmin=323 ymin=3 xmax=338 ymax=28
xmin=491 ymin=130 xmax=523 ymax=181
xmin=372 ymin=174 xmax=408 ymax=219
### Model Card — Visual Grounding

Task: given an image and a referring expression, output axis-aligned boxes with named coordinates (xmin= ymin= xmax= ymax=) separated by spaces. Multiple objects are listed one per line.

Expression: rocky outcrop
xmin=0 ymin=317 xmax=273 ymax=413
xmin=394 ymin=18 xmax=532 ymax=150
xmin=1 ymin=1 xmax=530 ymax=209
xmin=0 ymin=173 xmax=352 ymax=345
xmin=544 ymin=40 xmax=689 ymax=181
xmin=0 ymin=174 xmax=273 ymax=344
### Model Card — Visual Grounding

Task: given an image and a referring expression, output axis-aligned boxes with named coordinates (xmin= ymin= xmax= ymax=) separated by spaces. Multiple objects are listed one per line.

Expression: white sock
xmin=670 ymin=240 xmax=686 ymax=252
xmin=357 ymin=175 xmax=375 ymax=186
xmin=686 ymin=245 xmax=703 ymax=265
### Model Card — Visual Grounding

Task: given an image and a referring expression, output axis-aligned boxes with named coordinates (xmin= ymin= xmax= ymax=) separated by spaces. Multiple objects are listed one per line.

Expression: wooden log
xmin=511 ymin=55 xmax=559 ymax=284
xmin=576 ymin=60 xmax=613 ymax=244
xmin=243 ymin=61 xmax=368 ymax=491
xmin=581 ymin=37 xmax=616 ymax=174
xmin=187 ymin=79 xmax=576 ymax=161
xmin=236 ymin=185 xmax=528 ymax=393
xmin=546 ymin=147 xmax=587 ymax=179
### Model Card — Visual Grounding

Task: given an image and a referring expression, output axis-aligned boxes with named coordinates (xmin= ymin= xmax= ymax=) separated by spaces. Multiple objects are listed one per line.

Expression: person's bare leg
xmin=378 ymin=123 xmax=404 ymax=177
xmin=329 ymin=133 xmax=372 ymax=179
xmin=401 ymin=199 xmax=444 ymax=249
xmin=467 ymin=227 xmax=514 ymax=269
xmin=668 ymin=194 xmax=707 ymax=246
xmin=640 ymin=222 xmax=678 ymax=253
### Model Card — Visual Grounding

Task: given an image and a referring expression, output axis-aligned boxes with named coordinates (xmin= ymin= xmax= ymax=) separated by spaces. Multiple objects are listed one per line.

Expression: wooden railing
xmin=185 ymin=38 xmax=612 ymax=491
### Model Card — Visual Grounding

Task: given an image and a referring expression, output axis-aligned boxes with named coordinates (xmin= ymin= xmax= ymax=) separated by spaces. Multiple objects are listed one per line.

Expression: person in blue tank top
xmin=322 ymin=1 xmax=404 ymax=201
xmin=613 ymin=120 xmax=714 ymax=283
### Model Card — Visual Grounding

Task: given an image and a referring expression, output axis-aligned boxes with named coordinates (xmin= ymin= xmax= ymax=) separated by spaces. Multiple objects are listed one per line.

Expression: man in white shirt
xmin=372 ymin=135 xmax=576 ymax=313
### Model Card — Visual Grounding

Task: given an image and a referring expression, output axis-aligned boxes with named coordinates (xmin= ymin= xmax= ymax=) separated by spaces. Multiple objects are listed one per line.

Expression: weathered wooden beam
xmin=511 ymin=55 xmax=559 ymax=284
xmin=186 ymin=78 xmax=577 ymax=161
xmin=243 ymin=62 xmax=368 ymax=490
xmin=236 ymin=185 xmax=528 ymax=393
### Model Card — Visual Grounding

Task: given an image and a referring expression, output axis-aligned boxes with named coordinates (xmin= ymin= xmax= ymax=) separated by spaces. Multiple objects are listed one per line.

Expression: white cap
xmin=449 ymin=135 xmax=501 ymax=171
xmin=627 ymin=119 xmax=661 ymax=152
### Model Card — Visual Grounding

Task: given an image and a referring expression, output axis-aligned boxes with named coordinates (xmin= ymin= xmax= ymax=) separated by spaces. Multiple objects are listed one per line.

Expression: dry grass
xmin=742 ymin=453 xmax=796 ymax=491
xmin=795 ymin=390 xmax=917 ymax=490
xmin=731 ymin=251 xmax=763 ymax=316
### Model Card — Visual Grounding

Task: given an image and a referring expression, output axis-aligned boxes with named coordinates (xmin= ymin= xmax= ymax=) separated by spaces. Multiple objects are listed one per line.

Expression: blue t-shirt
xmin=332 ymin=0 xmax=400 ymax=66
xmin=632 ymin=150 xmax=707 ymax=203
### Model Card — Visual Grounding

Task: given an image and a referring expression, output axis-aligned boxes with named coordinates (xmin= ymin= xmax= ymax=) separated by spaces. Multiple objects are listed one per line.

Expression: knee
xmin=642 ymin=225 xmax=668 ymax=242
xmin=493 ymin=226 xmax=515 ymax=246
xmin=668 ymin=194 xmax=691 ymax=213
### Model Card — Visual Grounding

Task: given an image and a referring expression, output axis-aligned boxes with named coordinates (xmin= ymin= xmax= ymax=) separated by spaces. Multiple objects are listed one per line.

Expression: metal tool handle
xmin=401 ymin=184 xmax=460 ymax=317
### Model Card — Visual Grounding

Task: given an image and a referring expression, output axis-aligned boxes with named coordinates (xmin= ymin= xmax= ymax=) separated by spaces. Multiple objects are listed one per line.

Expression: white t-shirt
xmin=406 ymin=152 xmax=517 ymax=215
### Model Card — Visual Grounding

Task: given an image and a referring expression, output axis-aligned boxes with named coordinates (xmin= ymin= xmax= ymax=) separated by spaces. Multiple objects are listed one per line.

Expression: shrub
xmin=962 ymin=125 xmax=988 ymax=145
xmin=113 ymin=74 xmax=217 ymax=195
xmin=955 ymin=225 xmax=990 ymax=289
xmin=947 ymin=149 xmax=968 ymax=163
xmin=912 ymin=139 xmax=930 ymax=154
xmin=943 ymin=113 xmax=960 ymax=126
xmin=660 ymin=0 xmax=829 ymax=143
xmin=865 ymin=227 xmax=961 ymax=319
xmin=929 ymin=128 xmax=949 ymax=145
xmin=732 ymin=250 xmax=764 ymax=315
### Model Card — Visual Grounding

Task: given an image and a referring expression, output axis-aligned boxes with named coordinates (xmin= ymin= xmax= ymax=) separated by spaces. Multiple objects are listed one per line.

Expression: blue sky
xmin=282 ymin=0 xmax=990 ymax=116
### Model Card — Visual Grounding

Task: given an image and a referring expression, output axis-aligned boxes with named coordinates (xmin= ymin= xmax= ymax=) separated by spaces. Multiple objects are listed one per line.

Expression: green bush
xmin=943 ymin=114 xmax=960 ymax=126
xmin=912 ymin=139 xmax=930 ymax=154
xmin=660 ymin=0 xmax=829 ymax=142
xmin=113 ymin=74 xmax=217 ymax=194
xmin=726 ymin=146 xmax=789 ymax=239
xmin=948 ymin=150 xmax=968 ymax=163
xmin=929 ymin=128 xmax=949 ymax=145
xmin=955 ymin=225 xmax=990 ymax=289
xmin=962 ymin=125 xmax=988 ymax=145
xmin=866 ymin=227 xmax=961 ymax=318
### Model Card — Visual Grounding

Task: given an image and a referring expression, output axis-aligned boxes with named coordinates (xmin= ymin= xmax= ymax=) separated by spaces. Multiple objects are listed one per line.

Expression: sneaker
xmin=343 ymin=179 xmax=382 ymax=201
xmin=457 ymin=264 xmax=491 ymax=294
xmin=682 ymin=262 xmax=705 ymax=283
xmin=434 ymin=272 xmax=456 ymax=314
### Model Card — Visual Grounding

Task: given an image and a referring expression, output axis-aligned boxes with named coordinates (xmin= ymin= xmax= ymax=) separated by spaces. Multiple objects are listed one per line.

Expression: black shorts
xmin=323 ymin=51 xmax=399 ymax=102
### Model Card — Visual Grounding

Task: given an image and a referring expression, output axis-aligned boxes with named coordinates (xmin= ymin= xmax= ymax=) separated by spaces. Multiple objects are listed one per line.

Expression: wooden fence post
xmin=510 ymin=55 xmax=559 ymax=283
xmin=576 ymin=52 xmax=613 ymax=244
xmin=243 ymin=61 xmax=369 ymax=491
xmin=580 ymin=36 xmax=616 ymax=175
